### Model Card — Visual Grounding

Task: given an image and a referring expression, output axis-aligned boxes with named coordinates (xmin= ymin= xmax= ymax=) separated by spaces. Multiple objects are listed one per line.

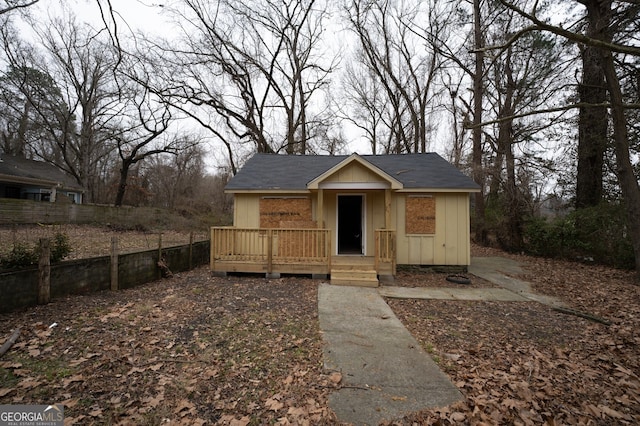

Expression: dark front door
xmin=338 ymin=195 xmax=363 ymax=254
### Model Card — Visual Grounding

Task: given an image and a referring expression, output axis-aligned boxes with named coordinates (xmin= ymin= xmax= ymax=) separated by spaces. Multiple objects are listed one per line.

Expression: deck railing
xmin=375 ymin=229 xmax=396 ymax=274
xmin=210 ymin=227 xmax=331 ymax=274
xmin=211 ymin=227 xmax=396 ymax=276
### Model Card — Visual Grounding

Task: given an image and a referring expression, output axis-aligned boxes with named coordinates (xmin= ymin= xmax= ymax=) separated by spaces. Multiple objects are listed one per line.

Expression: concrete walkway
xmin=319 ymin=284 xmax=462 ymax=425
xmin=378 ymin=257 xmax=563 ymax=306
xmin=378 ymin=286 xmax=528 ymax=301
xmin=468 ymin=257 xmax=563 ymax=307
xmin=318 ymin=256 xmax=564 ymax=424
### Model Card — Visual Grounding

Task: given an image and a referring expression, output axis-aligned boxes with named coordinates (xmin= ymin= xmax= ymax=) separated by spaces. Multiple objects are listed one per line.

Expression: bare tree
xmin=498 ymin=0 xmax=640 ymax=271
xmin=143 ymin=143 xmax=206 ymax=210
xmin=108 ymin=86 xmax=176 ymax=207
xmin=576 ymin=1 xmax=609 ymax=209
xmin=153 ymin=0 xmax=337 ymax=170
xmin=344 ymin=0 xmax=444 ymax=154
xmin=340 ymin=62 xmax=388 ymax=154
xmin=484 ymin=20 xmax=569 ymax=251
xmin=6 ymin=14 xmax=122 ymax=202
xmin=471 ymin=0 xmax=487 ymax=243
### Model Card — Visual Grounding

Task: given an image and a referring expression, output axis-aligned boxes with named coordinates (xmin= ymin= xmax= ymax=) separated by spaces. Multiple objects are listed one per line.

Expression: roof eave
xmin=396 ymin=187 xmax=481 ymax=193
xmin=307 ymin=153 xmax=403 ymax=190
xmin=225 ymin=188 xmax=310 ymax=194
xmin=0 ymin=173 xmax=60 ymax=188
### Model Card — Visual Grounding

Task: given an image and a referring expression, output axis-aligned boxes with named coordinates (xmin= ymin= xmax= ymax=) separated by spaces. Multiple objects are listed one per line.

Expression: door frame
xmin=336 ymin=193 xmax=366 ymax=255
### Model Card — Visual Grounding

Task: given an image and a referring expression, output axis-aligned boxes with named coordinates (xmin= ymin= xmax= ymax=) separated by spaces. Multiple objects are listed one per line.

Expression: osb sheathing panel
xmin=406 ymin=196 xmax=435 ymax=234
xmin=259 ymin=198 xmax=312 ymax=228
xmin=279 ymin=220 xmax=317 ymax=229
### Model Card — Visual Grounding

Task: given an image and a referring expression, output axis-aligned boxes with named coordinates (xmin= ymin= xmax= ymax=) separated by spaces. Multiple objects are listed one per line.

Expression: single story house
xmin=0 ymin=154 xmax=84 ymax=204
xmin=210 ymin=153 xmax=480 ymax=286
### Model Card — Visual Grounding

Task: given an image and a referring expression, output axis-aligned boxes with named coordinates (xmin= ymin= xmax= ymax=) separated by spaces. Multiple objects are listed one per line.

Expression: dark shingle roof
xmin=0 ymin=154 xmax=83 ymax=191
xmin=226 ymin=153 xmax=479 ymax=191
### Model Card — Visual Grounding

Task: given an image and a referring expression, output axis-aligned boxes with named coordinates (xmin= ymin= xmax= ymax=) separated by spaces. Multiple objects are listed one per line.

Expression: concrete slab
xmin=378 ymin=286 xmax=529 ymax=302
xmin=319 ymin=284 xmax=462 ymax=425
xmin=469 ymin=257 xmax=564 ymax=306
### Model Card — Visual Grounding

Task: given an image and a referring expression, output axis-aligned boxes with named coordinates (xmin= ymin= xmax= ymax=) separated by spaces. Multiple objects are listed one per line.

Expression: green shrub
xmin=51 ymin=232 xmax=72 ymax=262
xmin=523 ymin=203 xmax=634 ymax=269
xmin=0 ymin=232 xmax=72 ymax=270
xmin=0 ymin=243 xmax=39 ymax=269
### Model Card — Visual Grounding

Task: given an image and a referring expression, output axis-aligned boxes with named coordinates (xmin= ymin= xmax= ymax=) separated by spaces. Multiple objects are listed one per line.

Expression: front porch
xmin=210 ymin=227 xmax=396 ymax=286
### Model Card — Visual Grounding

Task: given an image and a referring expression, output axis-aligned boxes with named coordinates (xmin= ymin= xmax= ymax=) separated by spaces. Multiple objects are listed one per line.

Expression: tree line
xmin=1 ymin=0 xmax=639 ymax=270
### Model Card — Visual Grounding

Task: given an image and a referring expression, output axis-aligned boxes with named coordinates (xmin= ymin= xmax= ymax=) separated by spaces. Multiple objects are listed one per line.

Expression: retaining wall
xmin=0 ymin=240 xmax=210 ymax=313
xmin=0 ymin=198 xmax=195 ymax=228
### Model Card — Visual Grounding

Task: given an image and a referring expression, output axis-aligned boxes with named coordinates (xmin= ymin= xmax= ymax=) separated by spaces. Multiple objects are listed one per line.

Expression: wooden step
xmin=330 ymin=268 xmax=379 ymax=287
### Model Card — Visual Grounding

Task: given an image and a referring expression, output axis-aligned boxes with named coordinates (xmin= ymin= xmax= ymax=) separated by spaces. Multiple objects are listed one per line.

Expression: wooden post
xmin=189 ymin=232 xmax=194 ymax=270
xmin=267 ymin=229 xmax=273 ymax=274
xmin=384 ymin=189 xmax=392 ymax=229
xmin=317 ymin=189 xmax=324 ymax=228
xmin=374 ymin=231 xmax=380 ymax=272
xmin=110 ymin=236 xmax=118 ymax=291
xmin=210 ymin=228 xmax=216 ymax=271
xmin=158 ymin=233 xmax=163 ymax=279
xmin=38 ymin=238 xmax=50 ymax=305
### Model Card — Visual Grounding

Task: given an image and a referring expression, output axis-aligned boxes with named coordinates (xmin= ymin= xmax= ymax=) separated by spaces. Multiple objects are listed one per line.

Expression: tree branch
xmin=498 ymin=0 xmax=640 ymax=56
xmin=0 ymin=0 xmax=39 ymax=15
xmin=465 ymin=102 xmax=640 ymax=129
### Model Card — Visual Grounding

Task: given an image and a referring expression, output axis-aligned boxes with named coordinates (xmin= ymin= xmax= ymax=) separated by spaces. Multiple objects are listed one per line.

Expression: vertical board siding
xmin=397 ymin=193 xmax=471 ymax=266
xmin=229 ymin=190 xmax=471 ymax=266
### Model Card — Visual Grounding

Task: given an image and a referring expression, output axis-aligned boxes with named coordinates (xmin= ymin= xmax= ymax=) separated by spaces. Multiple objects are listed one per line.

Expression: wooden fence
xmin=0 ymin=239 xmax=210 ymax=314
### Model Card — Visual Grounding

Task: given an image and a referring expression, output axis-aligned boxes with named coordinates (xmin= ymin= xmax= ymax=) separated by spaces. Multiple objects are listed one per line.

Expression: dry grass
xmin=0 ymin=224 xmax=209 ymax=260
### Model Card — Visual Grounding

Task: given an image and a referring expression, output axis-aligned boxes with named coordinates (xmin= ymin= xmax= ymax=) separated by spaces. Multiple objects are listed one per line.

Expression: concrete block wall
xmin=0 ymin=241 xmax=210 ymax=313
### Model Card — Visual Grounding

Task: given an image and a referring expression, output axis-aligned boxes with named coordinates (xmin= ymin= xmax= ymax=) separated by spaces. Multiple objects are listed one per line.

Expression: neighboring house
xmin=210 ymin=153 xmax=480 ymax=286
xmin=0 ymin=154 xmax=84 ymax=204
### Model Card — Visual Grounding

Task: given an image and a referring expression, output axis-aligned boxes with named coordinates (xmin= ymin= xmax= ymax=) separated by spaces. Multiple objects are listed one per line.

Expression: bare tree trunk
xmin=472 ymin=0 xmax=487 ymax=244
xmin=600 ymin=51 xmax=640 ymax=272
xmin=576 ymin=3 xmax=608 ymax=209
xmin=114 ymin=162 xmax=130 ymax=207
xmin=577 ymin=0 xmax=640 ymax=272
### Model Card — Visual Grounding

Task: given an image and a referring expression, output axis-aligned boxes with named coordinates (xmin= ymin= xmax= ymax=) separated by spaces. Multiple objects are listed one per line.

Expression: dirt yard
xmin=0 ymin=224 xmax=209 ymax=260
xmin=1 ymin=231 xmax=639 ymax=424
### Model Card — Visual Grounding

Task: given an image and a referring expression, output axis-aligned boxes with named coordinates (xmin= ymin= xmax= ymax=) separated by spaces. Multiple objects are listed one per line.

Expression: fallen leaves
xmin=3 ymin=238 xmax=639 ymax=424
xmin=0 ymin=268 xmax=340 ymax=424
xmin=387 ymin=246 xmax=640 ymax=425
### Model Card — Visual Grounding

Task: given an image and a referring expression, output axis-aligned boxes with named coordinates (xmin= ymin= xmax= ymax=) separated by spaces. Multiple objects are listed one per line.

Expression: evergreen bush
xmin=0 ymin=232 xmax=72 ymax=270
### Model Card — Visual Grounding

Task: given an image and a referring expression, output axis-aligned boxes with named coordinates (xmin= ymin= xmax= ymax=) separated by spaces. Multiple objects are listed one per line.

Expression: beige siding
xmin=233 ymin=194 xmax=260 ymax=227
xmin=395 ymin=193 xmax=471 ymax=266
xmin=323 ymin=162 xmax=382 ymax=183
xmin=366 ymin=191 xmax=386 ymax=255
xmin=233 ymin=190 xmax=471 ymax=266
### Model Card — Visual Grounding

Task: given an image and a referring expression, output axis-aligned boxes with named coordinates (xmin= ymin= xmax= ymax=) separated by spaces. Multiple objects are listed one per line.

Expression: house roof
xmin=0 ymin=154 xmax=84 ymax=192
xmin=226 ymin=153 xmax=480 ymax=192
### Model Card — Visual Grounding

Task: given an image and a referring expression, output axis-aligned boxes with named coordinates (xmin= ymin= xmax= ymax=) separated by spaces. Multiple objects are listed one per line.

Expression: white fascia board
xmin=224 ymin=189 xmax=311 ymax=194
xmin=318 ymin=182 xmax=391 ymax=190
xmin=396 ymin=188 xmax=481 ymax=193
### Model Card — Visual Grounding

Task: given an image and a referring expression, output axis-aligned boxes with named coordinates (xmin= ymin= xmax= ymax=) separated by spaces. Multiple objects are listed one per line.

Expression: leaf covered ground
xmin=0 ymin=271 xmax=339 ymax=425
xmin=387 ymin=246 xmax=640 ymax=425
xmin=1 ymin=238 xmax=639 ymax=425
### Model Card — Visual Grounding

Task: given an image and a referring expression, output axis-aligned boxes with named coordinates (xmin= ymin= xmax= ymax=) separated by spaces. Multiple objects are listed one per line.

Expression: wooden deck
xmin=210 ymin=227 xmax=396 ymax=285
